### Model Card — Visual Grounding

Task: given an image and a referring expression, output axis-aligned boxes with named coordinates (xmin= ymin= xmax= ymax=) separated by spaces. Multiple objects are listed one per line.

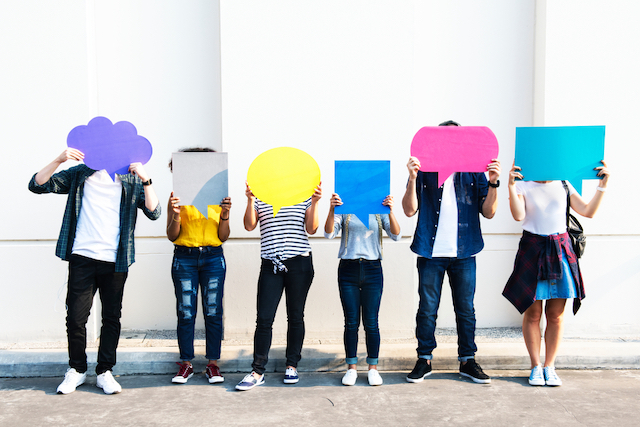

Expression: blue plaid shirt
xmin=29 ymin=164 xmax=161 ymax=272
xmin=410 ymin=171 xmax=489 ymax=259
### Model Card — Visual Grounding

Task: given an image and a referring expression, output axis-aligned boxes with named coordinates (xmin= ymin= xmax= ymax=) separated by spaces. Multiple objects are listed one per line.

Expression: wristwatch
xmin=142 ymin=178 xmax=152 ymax=186
xmin=488 ymin=180 xmax=500 ymax=188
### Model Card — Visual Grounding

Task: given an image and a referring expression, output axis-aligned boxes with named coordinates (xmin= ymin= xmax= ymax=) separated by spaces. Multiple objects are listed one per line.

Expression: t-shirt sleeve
xmin=381 ymin=214 xmax=401 ymax=241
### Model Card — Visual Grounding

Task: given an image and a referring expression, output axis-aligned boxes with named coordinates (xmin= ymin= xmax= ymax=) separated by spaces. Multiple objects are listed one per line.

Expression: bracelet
xmin=172 ymin=215 xmax=181 ymax=222
xmin=596 ymin=187 xmax=606 ymax=192
xmin=220 ymin=216 xmax=229 ymax=221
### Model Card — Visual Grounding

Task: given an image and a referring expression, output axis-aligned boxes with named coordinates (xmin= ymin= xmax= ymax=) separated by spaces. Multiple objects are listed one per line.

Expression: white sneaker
xmin=367 ymin=369 xmax=383 ymax=386
xmin=283 ymin=367 xmax=299 ymax=384
xmin=342 ymin=369 xmax=358 ymax=386
xmin=96 ymin=371 xmax=122 ymax=394
xmin=57 ymin=368 xmax=87 ymax=394
xmin=544 ymin=366 xmax=562 ymax=387
xmin=528 ymin=365 xmax=545 ymax=386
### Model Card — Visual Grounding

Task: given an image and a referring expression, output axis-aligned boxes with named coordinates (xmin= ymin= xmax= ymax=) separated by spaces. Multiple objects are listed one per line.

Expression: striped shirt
xmin=255 ymin=198 xmax=312 ymax=271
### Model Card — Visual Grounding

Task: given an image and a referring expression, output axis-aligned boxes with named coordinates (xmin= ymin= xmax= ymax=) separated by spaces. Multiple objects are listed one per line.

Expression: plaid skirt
xmin=502 ymin=231 xmax=584 ymax=314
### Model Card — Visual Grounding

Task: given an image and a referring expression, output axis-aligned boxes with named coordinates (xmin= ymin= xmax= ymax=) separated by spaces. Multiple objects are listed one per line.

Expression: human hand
xmin=311 ymin=182 xmax=322 ymax=203
xmin=595 ymin=160 xmax=610 ymax=188
xmin=382 ymin=195 xmax=394 ymax=211
xmin=329 ymin=193 xmax=343 ymax=211
xmin=508 ymin=161 xmax=523 ymax=186
xmin=56 ymin=148 xmax=84 ymax=164
xmin=220 ymin=197 xmax=232 ymax=217
xmin=487 ymin=158 xmax=501 ymax=184
xmin=245 ymin=181 xmax=255 ymax=200
xmin=129 ymin=162 xmax=149 ymax=182
xmin=169 ymin=192 xmax=181 ymax=215
xmin=407 ymin=156 xmax=421 ymax=179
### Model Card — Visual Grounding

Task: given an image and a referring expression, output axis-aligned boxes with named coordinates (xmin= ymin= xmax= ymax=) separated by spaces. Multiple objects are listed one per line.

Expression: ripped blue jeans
xmin=172 ymin=245 xmax=226 ymax=361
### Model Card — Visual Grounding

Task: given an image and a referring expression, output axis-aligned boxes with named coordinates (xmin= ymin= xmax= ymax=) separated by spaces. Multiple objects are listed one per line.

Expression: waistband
xmin=174 ymin=245 xmax=223 ymax=256
xmin=339 ymin=258 xmax=381 ymax=264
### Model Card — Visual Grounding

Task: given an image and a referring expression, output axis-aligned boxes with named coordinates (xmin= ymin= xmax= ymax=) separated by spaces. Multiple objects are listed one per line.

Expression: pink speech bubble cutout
xmin=410 ymin=126 xmax=499 ymax=187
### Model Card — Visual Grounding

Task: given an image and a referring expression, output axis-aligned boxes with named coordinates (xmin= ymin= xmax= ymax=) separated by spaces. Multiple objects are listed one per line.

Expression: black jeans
xmin=252 ymin=255 xmax=314 ymax=374
xmin=66 ymin=254 xmax=128 ymax=374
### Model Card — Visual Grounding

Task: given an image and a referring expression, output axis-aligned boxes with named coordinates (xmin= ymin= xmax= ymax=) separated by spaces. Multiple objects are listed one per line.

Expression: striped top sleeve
xmin=255 ymin=198 xmax=312 ymax=266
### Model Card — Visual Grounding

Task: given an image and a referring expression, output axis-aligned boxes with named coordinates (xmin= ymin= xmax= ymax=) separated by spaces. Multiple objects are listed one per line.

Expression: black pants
xmin=252 ymin=255 xmax=314 ymax=374
xmin=66 ymin=255 xmax=127 ymax=374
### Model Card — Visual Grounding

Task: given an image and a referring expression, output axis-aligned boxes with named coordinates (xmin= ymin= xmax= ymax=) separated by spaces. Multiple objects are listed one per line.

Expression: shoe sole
xmin=208 ymin=376 xmax=224 ymax=384
xmin=171 ymin=373 xmax=194 ymax=384
xmin=529 ymin=379 xmax=545 ymax=386
xmin=545 ymin=381 xmax=562 ymax=387
xmin=460 ymin=372 xmax=491 ymax=384
xmin=97 ymin=384 xmax=122 ymax=394
xmin=406 ymin=372 xmax=432 ymax=383
xmin=235 ymin=381 xmax=264 ymax=391
xmin=283 ymin=378 xmax=299 ymax=384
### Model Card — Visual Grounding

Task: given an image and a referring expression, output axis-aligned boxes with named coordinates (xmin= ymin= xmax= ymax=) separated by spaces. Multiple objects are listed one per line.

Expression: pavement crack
xmin=325 ymin=398 xmax=335 ymax=407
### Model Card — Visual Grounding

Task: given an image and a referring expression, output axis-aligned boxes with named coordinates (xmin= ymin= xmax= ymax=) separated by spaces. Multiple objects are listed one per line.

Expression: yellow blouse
xmin=173 ymin=205 xmax=224 ymax=247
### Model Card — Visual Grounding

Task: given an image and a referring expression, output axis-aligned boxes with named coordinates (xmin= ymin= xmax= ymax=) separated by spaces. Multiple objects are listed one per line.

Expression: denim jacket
xmin=410 ymin=171 xmax=488 ymax=259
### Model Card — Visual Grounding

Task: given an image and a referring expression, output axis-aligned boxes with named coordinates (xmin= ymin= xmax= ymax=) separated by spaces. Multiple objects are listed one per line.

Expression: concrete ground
xmin=1 ymin=370 xmax=640 ymax=426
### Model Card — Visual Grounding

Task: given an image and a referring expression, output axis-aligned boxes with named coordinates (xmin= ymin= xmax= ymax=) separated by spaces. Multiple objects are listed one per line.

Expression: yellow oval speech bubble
xmin=247 ymin=147 xmax=321 ymax=217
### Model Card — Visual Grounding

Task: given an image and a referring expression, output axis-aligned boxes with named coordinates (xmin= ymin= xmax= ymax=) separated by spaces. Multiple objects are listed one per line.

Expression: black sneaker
xmin=459 ymin=359 xmax=491 ymax=384
xmin=406 ymin=359 xmax=432 ymax=383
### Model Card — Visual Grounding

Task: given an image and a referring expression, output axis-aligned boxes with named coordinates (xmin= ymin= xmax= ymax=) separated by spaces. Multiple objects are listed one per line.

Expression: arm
xmin=383 ymin=195 xmax=401 ymax=236
xmin=305 ymin=183 xmax=322 ymax=235
xmin=244 ymin=182 xmax=258 ymax=231
xmin=568 ymin=160 xmax=610 ymax=218
xmin=507 ymin=162 xmax=526 ymax=221
xmin=481 ymin=159 xmax=500 ymax=219
xmin=166 ymin=192 xmax=182 ymax=241
xmin=34 ymin=148 xmax=84 ymax=186
xmin=218 ymin=197 xmax=232 ymax=242
xmin=129 ymin=163 xmax=159 ymax=212
xmin=402 ymin=157 xmax=420 ymax=217
xmin=324 ymin=193 xmax=342 ymax=235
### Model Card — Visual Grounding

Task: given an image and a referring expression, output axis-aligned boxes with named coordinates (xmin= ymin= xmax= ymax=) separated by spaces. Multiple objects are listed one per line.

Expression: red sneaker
xmin=172 ymin=362 xmax=194 ymax=384
xmin=205 ymin=363 xmax=224 ymax=384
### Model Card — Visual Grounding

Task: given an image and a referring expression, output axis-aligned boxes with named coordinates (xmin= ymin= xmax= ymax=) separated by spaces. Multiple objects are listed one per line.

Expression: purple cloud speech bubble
xmin=67 ymin=116 xmax=152 ymax=180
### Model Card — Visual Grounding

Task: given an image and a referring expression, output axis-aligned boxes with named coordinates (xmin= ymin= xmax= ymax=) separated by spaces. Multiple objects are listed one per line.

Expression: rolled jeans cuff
xmin=458 ymin=355 xmax=474 ymax=362
xmin=366 ymin=357 xmax=378 ymax=365
xmin=418 ymin=354 xmax=433 ymax=360
xmin=345 ymin=356 xmax=358 ymax=365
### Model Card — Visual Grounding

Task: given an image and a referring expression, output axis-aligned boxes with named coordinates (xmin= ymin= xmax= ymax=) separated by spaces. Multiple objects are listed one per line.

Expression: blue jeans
xmin=171 ymin=245 xmax=226 ymax=361
xmin=338 ymin=259 xmax=383 ymax=365
xmin=416 ymin=256 xmax=477 ymax=361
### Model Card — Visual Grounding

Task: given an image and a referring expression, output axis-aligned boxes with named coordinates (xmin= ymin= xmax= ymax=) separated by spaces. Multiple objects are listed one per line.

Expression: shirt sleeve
xmin=28 ymin=168 xmax=76 ymax=195
xmin=381 ymin=214 xmax=401 ymax=241
xmin=324 ymin=214 xmax=343 ymax=239
xmin=477 ymin=172 xmax=489 ymax=213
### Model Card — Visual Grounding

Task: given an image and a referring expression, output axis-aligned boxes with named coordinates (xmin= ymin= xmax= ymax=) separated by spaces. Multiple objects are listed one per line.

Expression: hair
xmin=438 ymin=120 xmax=461 ymax=126
xmin=168 ymin=147 xmax=216 ymax=171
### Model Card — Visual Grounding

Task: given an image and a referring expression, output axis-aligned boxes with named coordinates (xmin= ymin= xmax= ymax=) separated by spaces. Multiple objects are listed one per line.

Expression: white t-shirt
xmin=432 ymin=174 xmax=458 ymax=257
xmin=516 ymin=180 xmax=576 ymax=236
xmin=72 ymin=170 xmax=123 ymax=262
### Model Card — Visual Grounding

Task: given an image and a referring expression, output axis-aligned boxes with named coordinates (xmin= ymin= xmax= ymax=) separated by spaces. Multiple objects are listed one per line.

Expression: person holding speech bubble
xmin=503 ymin=160 xmax=610 ymax=386
xmin=166 ymin=147 xmax=231 ymax=385
xmin=324 ymin=193 xmax=401 ymax=386
xmin=402 ymin=120 xmax=501 ymax=385
xmin=235 ymin=181 xmax=322 ymax=391
xmin=29 ymin=147 xmax=160 ymax=395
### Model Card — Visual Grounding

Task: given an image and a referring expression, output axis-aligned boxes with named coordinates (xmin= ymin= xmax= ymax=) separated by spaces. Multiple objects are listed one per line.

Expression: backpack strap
xmin=561 ymin=180 xmax=570 ymax=228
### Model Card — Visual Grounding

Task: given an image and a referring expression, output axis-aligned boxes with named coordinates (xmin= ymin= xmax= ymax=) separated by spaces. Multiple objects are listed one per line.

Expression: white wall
xmin=2 ymin=0 xmax=638 ymax=344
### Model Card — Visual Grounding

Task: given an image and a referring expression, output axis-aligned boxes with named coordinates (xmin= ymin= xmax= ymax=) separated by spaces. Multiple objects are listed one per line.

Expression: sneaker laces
xmin=176 ymin=362 xmax=191 ymax=377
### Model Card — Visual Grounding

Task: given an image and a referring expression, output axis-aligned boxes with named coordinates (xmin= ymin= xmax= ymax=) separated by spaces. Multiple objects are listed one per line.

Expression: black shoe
xmin=406 ymin=359 xmax=432 ymax=383
xmin=459 ymin=359 xmax=491 ymax=384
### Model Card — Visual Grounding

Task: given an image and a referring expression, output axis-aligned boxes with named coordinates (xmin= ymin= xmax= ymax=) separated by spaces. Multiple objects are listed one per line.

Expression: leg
xmin=283 ymin=255 xmax=314 ymax=369
xmin=415 ymin=257 xmax=447 ymax=359
xmin=200 ymin=250 xmax=226 ymax=362
xmin=338 ymin=260 xmax=362 ymax=367
xmin=360 ymin=260 xmax=383 ymax=367
xmin=543 ymin=299 xmax=567 ymax=367
xmin=252 ymin=259 xmax=285 ymax=375
xmin=66 ymin=255 xmax=99 ymax=373
xmin=95 ymin=262 xmax=127 ymax=375
xmin=171 ymin=252 xmax=199 ymax=362
xmin=448 ymin=257 xmax=478 ymax=360
xmin=523 ymin=300 xmax=543 ymax=368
